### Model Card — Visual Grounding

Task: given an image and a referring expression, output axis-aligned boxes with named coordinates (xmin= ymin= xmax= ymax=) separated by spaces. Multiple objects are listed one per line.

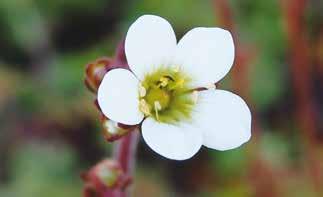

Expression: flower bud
xmin=101 ymin=115 xmax=137 ymax=142
xmin=85 ymin=57 xmax=113 ymax=93
xmin=84 ymin=41 xmax=129 ymax=94
xmin=82 ymin=159 xmax=131 ymax=197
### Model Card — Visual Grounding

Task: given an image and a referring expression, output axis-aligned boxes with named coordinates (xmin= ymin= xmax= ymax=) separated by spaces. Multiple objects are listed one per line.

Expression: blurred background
xmin=0 ymin=0 xmax=322 ymax=196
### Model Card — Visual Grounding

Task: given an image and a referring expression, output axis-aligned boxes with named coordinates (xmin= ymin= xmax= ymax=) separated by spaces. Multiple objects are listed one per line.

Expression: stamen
xmin=139 ymin=84 xmax=146 ymax=97
xmin=154 ymin=101 xmax=162 ymax=121
xmin=154 ymin=101 xmax=162 ymax=111
xmin=159 ymin=77 xmax=170 ymax=87
xmin=139 ymin=99 xmax=151 ymax=115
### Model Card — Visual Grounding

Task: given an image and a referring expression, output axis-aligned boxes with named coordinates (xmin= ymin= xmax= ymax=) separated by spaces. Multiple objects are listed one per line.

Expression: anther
xmin=139 ymin=99 xmax=151 ymax=115
xmin=154 ymin=101 xmax=162 ymax=121
xmin=159 ymin=77 xmax=170 ymax=87
xmin=139 ymin=84 xmax=146 ymax=97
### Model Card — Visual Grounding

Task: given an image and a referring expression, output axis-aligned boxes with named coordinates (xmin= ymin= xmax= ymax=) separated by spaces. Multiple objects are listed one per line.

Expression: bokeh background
xmin=0 ymin=0 xmax=322 ymax=196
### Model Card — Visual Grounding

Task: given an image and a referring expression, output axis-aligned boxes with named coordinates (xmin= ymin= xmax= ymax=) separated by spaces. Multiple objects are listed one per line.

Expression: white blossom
xmin=98 ymin=15 xmax=251 ymax=160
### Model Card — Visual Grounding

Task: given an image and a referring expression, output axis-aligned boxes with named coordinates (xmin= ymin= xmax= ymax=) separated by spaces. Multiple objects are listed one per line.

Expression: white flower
xmin=98 ymin=15 xmax=251 ymax=160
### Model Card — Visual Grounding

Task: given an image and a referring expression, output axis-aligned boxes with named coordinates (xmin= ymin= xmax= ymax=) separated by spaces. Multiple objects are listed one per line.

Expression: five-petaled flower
xmin=97 ymin=15 xmax=252 ymax=160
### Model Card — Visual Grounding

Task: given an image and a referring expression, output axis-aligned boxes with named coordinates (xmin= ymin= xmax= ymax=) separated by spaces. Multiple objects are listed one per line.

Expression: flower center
xmin=139 ymin=66 xmax=196 ymax=123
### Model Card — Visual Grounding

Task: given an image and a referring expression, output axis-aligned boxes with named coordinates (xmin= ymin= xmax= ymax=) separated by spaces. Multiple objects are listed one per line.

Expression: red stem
xmin=106 ymin=130 xmax=139 ymax=197
xmin=113 ymin=129 xmax=140 ymax=175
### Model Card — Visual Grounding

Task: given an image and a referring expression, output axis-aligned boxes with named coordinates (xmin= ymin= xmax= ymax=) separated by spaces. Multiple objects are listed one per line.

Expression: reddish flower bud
xmin=82 ymin=159 xmax=131 ymax=197
xmin=85 ymin=57 xmax=113 ymax=93
xmin=101 ymin=115 xmax=137 ymax=142
xmin=84 ymin=40 xmax=129 ymax=94
xmin=85 ymin=40 xmax=136 ymax=144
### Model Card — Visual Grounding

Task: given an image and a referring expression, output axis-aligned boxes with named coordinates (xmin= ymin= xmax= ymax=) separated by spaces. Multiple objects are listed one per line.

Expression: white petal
xmin=174 ymin=28 xmax=234 ymax=87
xmin=97 ymin=69 xmax=144 ymax=125
xmin=141 ymin=118 xmax=202 ymax=160
xmin=125 ymin=15 xmax=177 ymax=79
xmin=195 ymin=90 xmax=251 ymax=150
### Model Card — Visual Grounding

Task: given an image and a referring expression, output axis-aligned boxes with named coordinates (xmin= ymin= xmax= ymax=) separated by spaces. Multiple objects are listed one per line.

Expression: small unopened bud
xmin=82 ymin=159 xmax=131 ymax=197
xmin=96 ymin=161 xmax=122 ymax=187
xmin=101 ymin=116 xmax=136 ymax=142
xmin=85 ymin=57 xmax=113 ymax=93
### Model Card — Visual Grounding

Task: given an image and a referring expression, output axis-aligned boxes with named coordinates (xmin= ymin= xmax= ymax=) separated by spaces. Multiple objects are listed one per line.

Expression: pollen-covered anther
xmin=154 ymin=101 xmax=162 ymax=111
xmin=139 ymin=99 xmax=151 ymax=116
xmin=159 ymin=76 xmax=170 ymax=87
xmin=154 ymin=101 xmax=162 ymax=120
xmin=139 ymin=84 xmax=146 ymax=97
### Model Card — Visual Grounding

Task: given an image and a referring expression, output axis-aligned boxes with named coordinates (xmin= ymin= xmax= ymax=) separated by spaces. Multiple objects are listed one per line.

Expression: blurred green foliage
xmin=0 ymin=143 xmax=81 ymax=197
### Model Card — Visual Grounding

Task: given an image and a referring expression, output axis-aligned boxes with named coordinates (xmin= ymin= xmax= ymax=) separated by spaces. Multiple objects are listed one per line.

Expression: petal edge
xmin=174 ymin=27 xmax=235 ymax=87
xmin=194 ymin=90 xmax=251 ymax=150
xmin=142 ymin=118 xmax=203 ymax=160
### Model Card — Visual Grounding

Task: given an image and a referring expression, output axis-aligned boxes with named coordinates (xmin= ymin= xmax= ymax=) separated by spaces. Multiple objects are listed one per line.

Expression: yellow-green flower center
xmin=139 ymin=66 xmax=196 ymax=124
